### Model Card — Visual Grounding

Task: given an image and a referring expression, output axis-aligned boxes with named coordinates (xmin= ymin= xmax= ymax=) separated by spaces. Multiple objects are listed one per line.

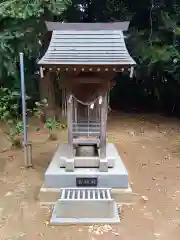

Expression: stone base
xmin=99 ymin=158 xmax=108 ymax=172
xmin=39 ymin=143 xmax=140 ymax=206
xmin=44 ymin=143 xmax=129 ymax=189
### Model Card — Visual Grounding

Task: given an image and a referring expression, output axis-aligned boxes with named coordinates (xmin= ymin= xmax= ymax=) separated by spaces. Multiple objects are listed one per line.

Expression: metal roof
xmin=45 ymin=21 xmax=130 ymax=31
xmin=38 ymin=29 xmax=136 ymax=67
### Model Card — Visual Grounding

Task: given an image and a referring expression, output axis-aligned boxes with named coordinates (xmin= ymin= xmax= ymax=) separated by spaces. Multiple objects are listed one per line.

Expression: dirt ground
xmin=0 ymin=112 xmax=180 ymax=240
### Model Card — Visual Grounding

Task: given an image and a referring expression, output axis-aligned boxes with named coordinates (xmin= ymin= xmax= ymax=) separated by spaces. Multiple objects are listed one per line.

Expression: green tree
xmin=1 ymin=0 xmax=180 ymax=114
xmin=0 ymin=0 xmax=71 ymax=92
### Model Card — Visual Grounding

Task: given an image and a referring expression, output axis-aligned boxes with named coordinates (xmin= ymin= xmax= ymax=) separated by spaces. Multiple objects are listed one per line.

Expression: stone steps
xmin=50 ymin=188 xmax=120 ymax=225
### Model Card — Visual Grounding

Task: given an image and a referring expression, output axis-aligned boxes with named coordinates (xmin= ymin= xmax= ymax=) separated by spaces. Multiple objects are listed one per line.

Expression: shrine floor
xmin=0 ymin=112 xmax=180 ymax=240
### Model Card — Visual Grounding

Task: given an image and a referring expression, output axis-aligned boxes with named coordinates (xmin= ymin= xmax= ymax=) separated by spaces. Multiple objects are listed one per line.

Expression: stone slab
xmin=50 ymin=200 xmax=120 ymax=225
xmin=55 ymin=199 xmax=115 ymax=218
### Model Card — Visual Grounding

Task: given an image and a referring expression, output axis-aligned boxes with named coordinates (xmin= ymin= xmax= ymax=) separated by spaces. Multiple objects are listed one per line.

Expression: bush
xmin=0 ymin=87 xmax=24 ymax=148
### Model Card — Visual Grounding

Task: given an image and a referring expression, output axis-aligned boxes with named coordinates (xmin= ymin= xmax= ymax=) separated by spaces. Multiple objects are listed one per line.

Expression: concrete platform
xmin=44 ymin=143 xmax=129 ymax=189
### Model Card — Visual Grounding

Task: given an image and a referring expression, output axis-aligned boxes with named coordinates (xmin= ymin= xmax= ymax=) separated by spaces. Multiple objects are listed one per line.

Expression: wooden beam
xmin=100 ymin=93 xmax=107 ymax=159
xmin=67 ymin=94 xmax=73 ymax=158
xmin=39 ymin=64 xmax=135 ymax=73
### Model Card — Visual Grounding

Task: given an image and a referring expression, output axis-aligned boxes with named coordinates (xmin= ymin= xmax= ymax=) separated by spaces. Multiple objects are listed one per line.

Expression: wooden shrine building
xmin=38 ymin=22 xmax=136 ymax=161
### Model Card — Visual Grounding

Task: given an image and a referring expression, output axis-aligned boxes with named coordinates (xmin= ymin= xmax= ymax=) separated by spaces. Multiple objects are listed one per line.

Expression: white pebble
xmin=4 ymin=192 xmax=12 ymax=197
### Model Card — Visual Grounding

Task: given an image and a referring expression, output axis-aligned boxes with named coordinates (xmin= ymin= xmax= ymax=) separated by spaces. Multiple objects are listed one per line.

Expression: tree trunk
xmin=39 ymin=71 xmax=57 ymax=120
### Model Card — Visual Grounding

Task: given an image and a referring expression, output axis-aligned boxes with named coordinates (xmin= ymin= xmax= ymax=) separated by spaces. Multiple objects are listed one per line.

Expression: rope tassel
xmin=90 ymin=103 xmax=94 ymax=109
xmin=40 ymin=67 xmax=44 ymax=78
xmin=99 ymin=96 xmax=102 ymax=105
xmin=130 ymin=66 xmax=134 ymax=78
xmin=68 ymin=94 xmax=73 ymax=103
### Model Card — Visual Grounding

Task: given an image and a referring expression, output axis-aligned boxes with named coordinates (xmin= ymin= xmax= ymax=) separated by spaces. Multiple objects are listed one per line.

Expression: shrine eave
xmin=39 ymin=64 xmax=135 ymax=73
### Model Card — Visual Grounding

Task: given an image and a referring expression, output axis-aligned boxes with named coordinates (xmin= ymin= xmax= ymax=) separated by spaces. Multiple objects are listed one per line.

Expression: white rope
xmin=71 ymin=94 xmax=101 ymax=106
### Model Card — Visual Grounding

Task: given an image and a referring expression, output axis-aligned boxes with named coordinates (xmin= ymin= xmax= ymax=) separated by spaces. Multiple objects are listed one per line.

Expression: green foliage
xmin=1 ymin=0 xmax=180 ymax=114
xmin=44 ymin=117 xmax=67 ymax=140
xmin=0 ymin=87 xmax=32 ymax=148
xmin=0 ymin=87 xmax=24 ymax=147
xmin=0 ymin=0 xmax=70 ymax=18
xmin=44 ymin=117 xmax=62 ymax=141
xmin=33 ymin=99 xmax=66 ymax=140
xmin=44 ymin=117 xmax=61 ymax=132
xmin=6 ymin=120 xmax=24 ymax=148
xmin=33 ymin=99 xmax=48 ymax=119
xmin=0 ymin=87 xmax=20 ymax=121
xmin=0 ymin=0 xmax=71 ymax=96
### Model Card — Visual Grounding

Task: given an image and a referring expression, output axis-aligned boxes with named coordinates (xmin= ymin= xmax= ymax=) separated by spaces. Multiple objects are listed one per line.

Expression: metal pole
xmin=20 ymin=53 xmax=32 ymax=167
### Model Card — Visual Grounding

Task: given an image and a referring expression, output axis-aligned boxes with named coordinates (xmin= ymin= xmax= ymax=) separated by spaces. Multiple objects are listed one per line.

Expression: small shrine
xmin=38 ymin=22 xmax=136 ymax=224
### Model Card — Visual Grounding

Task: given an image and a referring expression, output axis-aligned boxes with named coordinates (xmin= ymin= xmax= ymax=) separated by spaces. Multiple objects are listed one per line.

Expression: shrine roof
xmin=38 ymin=22 xmax=136 ymax=68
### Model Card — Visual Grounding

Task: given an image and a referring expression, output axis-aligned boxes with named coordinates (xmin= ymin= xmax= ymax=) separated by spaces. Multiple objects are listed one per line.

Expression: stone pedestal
xmin=38 ymin=143 xmax=139 ymax=207
xmin=44 ymin=143 xmax=129 ymax=189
